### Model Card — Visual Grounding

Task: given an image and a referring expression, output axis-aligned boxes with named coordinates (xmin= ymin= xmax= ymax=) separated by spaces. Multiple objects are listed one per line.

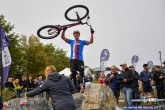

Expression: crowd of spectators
xmin=4 ymin=75 xmax=44 ymax=98
xmin=3 ymin=61 xmax=165 ymax=106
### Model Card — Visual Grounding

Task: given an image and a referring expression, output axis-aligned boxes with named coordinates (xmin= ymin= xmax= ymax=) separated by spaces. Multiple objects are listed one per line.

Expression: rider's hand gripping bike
xmin=37 ymin=5 xmax=94 ymax=39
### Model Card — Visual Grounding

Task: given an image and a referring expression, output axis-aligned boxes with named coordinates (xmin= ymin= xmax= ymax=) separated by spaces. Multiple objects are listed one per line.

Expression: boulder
xmin=82 ymin=83 xmax=118 ymax=110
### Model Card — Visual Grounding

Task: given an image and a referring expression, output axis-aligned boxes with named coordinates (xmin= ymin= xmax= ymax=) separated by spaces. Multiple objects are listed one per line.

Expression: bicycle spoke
xmin=37 ymin=25 xmax=60 ymax=39
xmin=65 ymin=5 xmax=89 ymax=21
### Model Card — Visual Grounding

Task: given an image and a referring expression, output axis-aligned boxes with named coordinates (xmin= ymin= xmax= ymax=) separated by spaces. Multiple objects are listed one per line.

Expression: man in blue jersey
xmin=61 ymin=28 xmax=94 ymax=91
xmin=140 ymin=64 xmax=152 ymax=98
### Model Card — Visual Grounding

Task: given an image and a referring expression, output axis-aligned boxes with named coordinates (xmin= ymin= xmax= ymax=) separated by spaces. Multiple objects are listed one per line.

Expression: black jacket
xmin=5 ymin=82 xmax=14 ymax=90
xmin=121 ymin=68 xmax=135 ymax=88
xmin=153 ymin=71 xmax=165 ymax=85
xmin=26 ymin=72 xmax=75 ymax=109
xmin=133 ymin=71 xmax=139 ymax=88
xmin=27 ymin=80 xmax=35 ymax=89
xmin=19 ymin=80 xmax=28 ymax=89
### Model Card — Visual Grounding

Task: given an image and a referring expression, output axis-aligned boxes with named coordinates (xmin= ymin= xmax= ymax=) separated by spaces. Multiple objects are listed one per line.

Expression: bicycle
xmin=37 ymin=5 xmax=94 ymax=39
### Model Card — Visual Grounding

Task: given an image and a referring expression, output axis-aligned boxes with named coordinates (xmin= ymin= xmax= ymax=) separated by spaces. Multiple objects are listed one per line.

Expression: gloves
xmin=91 ymin=28 xmax=94 ymax=34
xmin=63 ymin=26 xmax=67 ymax=31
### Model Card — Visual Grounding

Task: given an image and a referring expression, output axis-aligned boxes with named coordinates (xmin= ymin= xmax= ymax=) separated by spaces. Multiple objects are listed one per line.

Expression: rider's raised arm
xmin=86 ymin=28 xmax=94 ymax=45
xmin=86 ymin=33 xmax=93 ymax=45
xmin=61 ymin=29 xmax=67 ymax=42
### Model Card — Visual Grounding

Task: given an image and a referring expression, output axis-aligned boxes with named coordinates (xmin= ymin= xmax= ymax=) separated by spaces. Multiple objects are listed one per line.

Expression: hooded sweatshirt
xmin=26 ymin=72 xmax=75 ymax=109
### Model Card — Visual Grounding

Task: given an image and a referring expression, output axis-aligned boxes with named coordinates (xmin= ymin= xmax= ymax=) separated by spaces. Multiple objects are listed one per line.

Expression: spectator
xmin=163 ymin=61 xmax=165 ymax=74
xmin=163 ymin=61 xmax=165 ymax=88
xmin=26 ymin=65 xmax=75 ymax=110
xmin=27 ymin=75 xmax=35 ymax=92
xmin=98 ymin=72 xmax=108 ymax=86
xmin=38 ymin=76 xmax=43 ymax=86
xmin=153 ymin=66 xmax=164 ymax=101
xmin=34 ymin=77 xmax=39 ymax=87
xmin=19 ymin=75 xmax=28 ymax=91
xmin=13 ymin=79 xmax=22 ymax=98
xmin=5 ymin=77 xmax=14 ymax=90
xmin=85 ymin=74 xmax=93 ymax=83
xmin=120 ymin=62 xmax=134 ymax=106
xmin=140 ymin=64 xmax=152 ymax=98
xmin=106 ymin=65 xmax=120 ymax=104
xmin=129 ymin=65 xmax=140 ymax=106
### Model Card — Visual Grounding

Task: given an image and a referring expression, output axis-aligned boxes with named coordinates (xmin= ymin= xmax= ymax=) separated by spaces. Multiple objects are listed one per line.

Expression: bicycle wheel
xmin=37 ymin=25 xmax=60 ymax=39
xmin=65 ymin=5 xmax=89 ymax=22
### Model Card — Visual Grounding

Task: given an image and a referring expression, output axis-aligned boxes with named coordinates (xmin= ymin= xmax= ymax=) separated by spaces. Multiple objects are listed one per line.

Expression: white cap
xmin=120 ymin=62 xmax=127 ymax=66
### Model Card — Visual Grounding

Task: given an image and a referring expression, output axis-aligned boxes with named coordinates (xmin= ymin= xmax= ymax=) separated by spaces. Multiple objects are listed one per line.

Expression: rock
xmin=3 ymin=98 xmax=52 ymax=110
xmin=3 ymin=94 xmax=83 ymax=110
xmin=82 ymin=83 xmax=117 ymax=110
xmin=73 ymin=93 xmax=84 ymax=110
xmin=26 ymin=98 xmax=52 ymax=110
xmin=3 ymin=83 xmax=120 ymax=110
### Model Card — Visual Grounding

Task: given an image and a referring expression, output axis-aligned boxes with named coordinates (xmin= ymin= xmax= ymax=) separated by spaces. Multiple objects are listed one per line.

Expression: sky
xmin=0 ymin=0 xmax=165 ymax=72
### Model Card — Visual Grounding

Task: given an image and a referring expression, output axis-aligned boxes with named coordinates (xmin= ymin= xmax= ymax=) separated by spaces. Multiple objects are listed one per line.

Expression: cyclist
xmin=61 ymin=28 xmax=94 ymax=92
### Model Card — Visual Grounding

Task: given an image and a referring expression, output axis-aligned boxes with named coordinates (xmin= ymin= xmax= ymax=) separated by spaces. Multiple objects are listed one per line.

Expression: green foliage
xmin=44 ymin=43 xmax=70 ymax=72
xmin=1 ymin=88 xmax=16 ymax=101
xmin=0 ymin=15 xmax=14 ymax=33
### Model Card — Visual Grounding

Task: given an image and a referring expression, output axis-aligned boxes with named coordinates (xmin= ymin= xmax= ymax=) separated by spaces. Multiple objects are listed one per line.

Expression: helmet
xmin=73 ymin=30 xmax=80 ymax=34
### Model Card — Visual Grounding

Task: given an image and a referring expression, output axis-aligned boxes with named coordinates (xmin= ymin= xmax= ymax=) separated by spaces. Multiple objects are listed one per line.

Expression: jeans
xmin=122 ymin=87 xmax=133 ymax=106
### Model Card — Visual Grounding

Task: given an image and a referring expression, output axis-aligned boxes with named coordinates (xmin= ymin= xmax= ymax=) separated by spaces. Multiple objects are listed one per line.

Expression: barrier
xmin=119 ymin=99 xmax=165 ymax=102
xmin=121 ymin=105 xmax=165 ymax=110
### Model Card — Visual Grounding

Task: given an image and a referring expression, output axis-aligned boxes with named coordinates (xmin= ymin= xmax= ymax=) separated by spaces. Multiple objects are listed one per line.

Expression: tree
xmin=44 ymin=44 xmax=70 ymax=72
xmin=21 ymin=35 xmax=49 ymax=76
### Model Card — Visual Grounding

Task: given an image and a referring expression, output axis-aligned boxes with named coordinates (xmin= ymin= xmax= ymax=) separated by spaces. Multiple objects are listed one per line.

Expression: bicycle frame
xmin=59 ymin=15 xmax=92 ymax=31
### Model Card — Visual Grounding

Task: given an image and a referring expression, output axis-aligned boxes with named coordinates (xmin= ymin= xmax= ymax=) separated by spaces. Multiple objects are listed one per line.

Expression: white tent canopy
xmin=59 ymin=68 xmax=71 ymax=77
xmin=59 ymin=68 xmax=92 ymax=77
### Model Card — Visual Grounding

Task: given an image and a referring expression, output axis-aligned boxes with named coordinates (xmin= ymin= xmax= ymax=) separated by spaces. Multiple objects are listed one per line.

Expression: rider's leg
xmin=79 ymin=71 xmax=85 ymax=87
xmin=71 ymin=71 xmax=77 ymax=88
xmin=77 ymin=60 xmax=85 ymax=87
xmin=70 ymin=59 xmax=78 ymax=89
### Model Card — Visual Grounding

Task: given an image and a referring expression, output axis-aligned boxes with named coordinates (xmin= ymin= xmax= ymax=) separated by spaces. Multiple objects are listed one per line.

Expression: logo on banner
xmin=131 ymin=55 xmax=139 ymax=68
xmin=147 ymin=61 xmax=153 ymax=67
xmin=147 ymin=61 xmax=153 ymax=72
xmin=131 ymin=55 xmax=139 ymax=64
xmin=100 ymin=49 xmax=110 ymax=71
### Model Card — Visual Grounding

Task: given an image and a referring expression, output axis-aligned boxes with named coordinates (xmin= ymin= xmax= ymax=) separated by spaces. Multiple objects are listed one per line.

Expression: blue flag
xmin=131 ymin=55 xmax=139 ymax=64
xmin=131 ymin=55 xmax=139 ymax=68
xmin=147 ymin=61 xmax=153 ymax=72
xmin=0 ymin=27 xmax=12 ymax=86
xmin=100 ymin=49 xmax=110 ymax=71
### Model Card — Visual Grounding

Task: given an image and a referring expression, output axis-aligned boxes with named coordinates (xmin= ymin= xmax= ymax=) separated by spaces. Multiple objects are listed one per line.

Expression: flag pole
xmin=0 ymin=27 xmax=3 ymax=98
xmin=159 ymin=51 xmax=162 ymax=66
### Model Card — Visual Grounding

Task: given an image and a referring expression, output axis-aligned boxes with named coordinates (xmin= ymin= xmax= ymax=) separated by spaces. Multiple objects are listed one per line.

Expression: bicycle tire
xmin=65 ymin=5 xmax=89 ymax=22
xmin=37 ymin=25 xmax=60 ymax=39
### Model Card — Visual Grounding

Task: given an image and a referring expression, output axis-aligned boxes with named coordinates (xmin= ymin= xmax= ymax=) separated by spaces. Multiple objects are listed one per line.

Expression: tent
xmin=59 ymin=68 xmax=71 ymax=77
xmin=59 ymin=68 xmax=92 ymax=77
